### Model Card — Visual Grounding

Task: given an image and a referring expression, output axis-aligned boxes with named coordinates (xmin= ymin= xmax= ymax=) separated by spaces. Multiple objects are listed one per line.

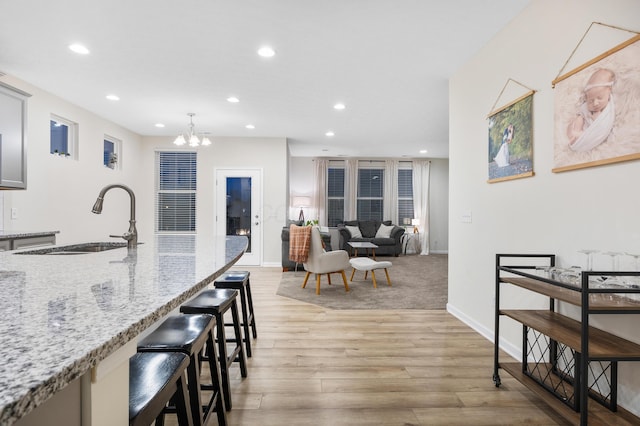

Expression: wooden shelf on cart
xmin=500 ymin=276 xmax=640 ymax=311
xmin=501 ymin=310 xmax=640 ymax=359
xmin=500 ymin=362 xmax=640 ymax=425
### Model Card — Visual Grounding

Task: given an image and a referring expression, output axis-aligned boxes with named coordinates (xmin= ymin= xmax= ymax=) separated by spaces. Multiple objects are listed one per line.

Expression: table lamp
xmin=292 ymin=196 xmax=312 ymax=223
xmin=411 ymin=218 xmax=420 ymax=233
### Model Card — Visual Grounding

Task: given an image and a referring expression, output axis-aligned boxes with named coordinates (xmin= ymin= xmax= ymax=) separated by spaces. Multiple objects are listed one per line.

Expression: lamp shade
xmin=411 ymin=218 xmax=420 ymax=226
xmin=292 ymin=196 xmax=312 ymax=207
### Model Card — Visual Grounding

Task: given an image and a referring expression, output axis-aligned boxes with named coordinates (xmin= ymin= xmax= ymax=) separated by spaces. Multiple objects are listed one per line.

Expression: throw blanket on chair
xmin=289 ymin=224 xmax=311 ymax=263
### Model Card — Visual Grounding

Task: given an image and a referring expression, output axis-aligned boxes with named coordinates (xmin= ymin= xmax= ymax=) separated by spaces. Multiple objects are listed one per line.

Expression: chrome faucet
xmin=91 ymin=184 xmax=138 ymax=249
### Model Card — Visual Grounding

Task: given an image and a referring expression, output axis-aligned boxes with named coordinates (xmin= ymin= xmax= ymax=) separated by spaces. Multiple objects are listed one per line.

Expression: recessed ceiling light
xmin=419 ymin=149 xmax=428 ymax=154
xmin=155 ymin=123 xmax=165 ymax=128
xmin=68 ymin=44 xmax=90 ymax=55
xmin=227 ymin=97 xmax=239 ymax=103
xmin=105 ymin=94 xmax=120 ymax=101
xmin=246 ymin=124 xmax=255 ymax=129
xmin=325 ymin=131 xmax=335 ymax=137
xmin=333 ymin=103 xmax=346 ymax=110
xmin=257 ymin=46 xmax=275 ymax=57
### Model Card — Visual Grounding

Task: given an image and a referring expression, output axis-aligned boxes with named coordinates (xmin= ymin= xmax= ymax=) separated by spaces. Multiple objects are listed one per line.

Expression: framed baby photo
xmin=487 ymin=91 xmax=535 ymax=183
xmin=552 ymin=34 xmax=640 ymax=173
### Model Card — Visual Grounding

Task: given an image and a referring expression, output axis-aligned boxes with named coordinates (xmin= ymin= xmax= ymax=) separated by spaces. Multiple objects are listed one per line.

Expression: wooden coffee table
xmin=347 ymin=241 xmax=378 ymax=259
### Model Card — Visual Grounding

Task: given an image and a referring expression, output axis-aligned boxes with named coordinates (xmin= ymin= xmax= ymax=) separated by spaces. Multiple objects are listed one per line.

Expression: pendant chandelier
xmin=173 ymin=113 xmax=211 ymax=147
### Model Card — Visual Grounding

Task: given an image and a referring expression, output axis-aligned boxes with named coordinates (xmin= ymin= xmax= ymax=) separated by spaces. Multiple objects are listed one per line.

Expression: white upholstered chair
xmin=302 ymin=227 xmax=351 ymax=295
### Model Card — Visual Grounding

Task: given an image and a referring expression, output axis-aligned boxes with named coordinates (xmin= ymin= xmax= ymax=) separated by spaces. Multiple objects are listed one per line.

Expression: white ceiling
xmin=0 ymin=0 xmax=529 ymax=158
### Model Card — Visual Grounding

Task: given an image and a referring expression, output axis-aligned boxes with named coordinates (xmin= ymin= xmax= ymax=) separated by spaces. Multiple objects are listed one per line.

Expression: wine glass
xmin=625 ymin=252 xmax=640 ymax=271
xmin=602 ymin=251 xmax=623 ymax=286
xmin=578 ymin=249 xmax=599 ymax=271
xmin=602 ymin=251 xmax=623 ymax=271
xmin=623 ymin=253 xmax=640 ymax=298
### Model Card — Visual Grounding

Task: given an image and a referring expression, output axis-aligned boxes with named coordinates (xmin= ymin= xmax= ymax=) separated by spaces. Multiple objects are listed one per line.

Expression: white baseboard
xmin=446 ymin=302 xmax=521 ymax=362
xmin=261 ymin=261 xmax=281 ymax=268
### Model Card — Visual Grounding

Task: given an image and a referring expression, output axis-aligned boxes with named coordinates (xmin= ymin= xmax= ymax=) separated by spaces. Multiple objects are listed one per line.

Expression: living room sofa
xmin=337 ymin=220 xmax=405 ymax=257
xmin=281 ymin=222 xmax=332 ymax=271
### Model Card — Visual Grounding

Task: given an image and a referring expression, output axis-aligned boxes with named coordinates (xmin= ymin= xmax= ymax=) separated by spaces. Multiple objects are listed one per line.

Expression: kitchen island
xmin=0 ymin=234 xmax=247 ymax=425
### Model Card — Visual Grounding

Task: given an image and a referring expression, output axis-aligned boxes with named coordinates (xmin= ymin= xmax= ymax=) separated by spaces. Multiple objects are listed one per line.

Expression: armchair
xmin=302 ymin=227 xmax=351 ymax=295
xmin=281 ymin=223 xmax=331 ymax=271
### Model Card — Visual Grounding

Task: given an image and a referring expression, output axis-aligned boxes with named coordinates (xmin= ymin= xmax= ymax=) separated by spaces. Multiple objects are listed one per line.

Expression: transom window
xmin=50 ymin=114 xmax=78 ymax=159
xmin=103 ymin=135 xmax=121 ymax=169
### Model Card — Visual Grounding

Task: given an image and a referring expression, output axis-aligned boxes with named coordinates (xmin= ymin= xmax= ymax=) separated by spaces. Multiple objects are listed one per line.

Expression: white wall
xmin=449 ymin=0 xmax=640 ymax=414
xmin=0 ymin=75 xmax=142 ymax=244
xmin=137 ymin=136 xmax=288 ymax=266
xmin=288 ymin=156 xmax=449 ymax=253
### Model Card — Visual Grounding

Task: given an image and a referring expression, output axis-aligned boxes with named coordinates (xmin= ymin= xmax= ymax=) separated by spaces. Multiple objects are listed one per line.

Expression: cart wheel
xmin=493 ymin=373 xmax=501 ymax=387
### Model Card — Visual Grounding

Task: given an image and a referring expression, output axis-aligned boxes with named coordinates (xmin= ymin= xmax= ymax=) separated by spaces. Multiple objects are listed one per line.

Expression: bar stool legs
xmin=129 ymin=352 xmax=193 ymax=426
xmin=180 ymin=288 xmax=248 ymax=411
xmin=137 ymin=314 xmax=226 ymax=426
xmin=214 ymin=271 xmax=257 ymax=357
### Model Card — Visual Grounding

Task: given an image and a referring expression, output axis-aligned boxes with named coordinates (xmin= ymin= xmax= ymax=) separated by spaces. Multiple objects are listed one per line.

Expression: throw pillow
xmin=345 ymin=225 xmax=362 ymax=239
xmin=375 ymin=223 xmax=394 ymax=238
xmin=359 ymin=221 xmax=377 ymax=238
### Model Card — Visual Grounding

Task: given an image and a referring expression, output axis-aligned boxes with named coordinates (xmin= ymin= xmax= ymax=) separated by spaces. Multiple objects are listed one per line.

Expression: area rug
xmin=276 ymin=254 xmax=448 ymax=310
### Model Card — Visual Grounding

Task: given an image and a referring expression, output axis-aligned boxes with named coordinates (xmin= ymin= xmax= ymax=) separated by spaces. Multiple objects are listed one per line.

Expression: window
xmin=357 ymin=165 xmax=384 ymax=220
xmin=324 ymin=159 xmax=415 ymax=225
xmin=50 ymin=115 xmax=78 ymax=158
xmin=103 ymin=135 xmax=121 ymax=169
xmin=327 ymin=165 xmax=345 ymax=227
xmin=156 ymin=151 xmax=197 ymax=233
xmin=398 ymin=166 xmax=414 ymax=225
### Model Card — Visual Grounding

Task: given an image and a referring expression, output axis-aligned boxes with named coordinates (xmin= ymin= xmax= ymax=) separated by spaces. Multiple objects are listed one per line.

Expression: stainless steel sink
xmin=14 ymin=242 xmax=128 ymax=255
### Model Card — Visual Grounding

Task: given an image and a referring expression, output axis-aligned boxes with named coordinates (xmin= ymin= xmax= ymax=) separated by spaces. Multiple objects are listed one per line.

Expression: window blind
xmin=327 ymin=167 xmax=345 ymax=226
xmin=397 ymin=168 xmax=414 ymax=223
xmin=155 ymin=151 xmax=197 ymax=233
xmin=357 ymin=167 xmax=384 ymax=220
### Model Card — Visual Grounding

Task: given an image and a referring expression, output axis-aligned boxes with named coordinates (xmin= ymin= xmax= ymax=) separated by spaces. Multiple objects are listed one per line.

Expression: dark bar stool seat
xmin=214 ymin=271 xmax=257 ymax=357
xmin=137 ymin=314 xmax=226 ymax=426
xmin=180 ymin=289 xmax=248 ymax=410
xmin=129 ymin=352 xmax=193 ymax=426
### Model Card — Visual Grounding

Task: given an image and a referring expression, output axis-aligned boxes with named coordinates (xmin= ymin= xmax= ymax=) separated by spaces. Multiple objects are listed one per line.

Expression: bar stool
xmin=214 ymin=270 xmax=257 ymax=357
xmin=180 ymin=289 xmax=248 ymax=410
xmin=129 ymin=352 xmax=192 ymax=426
xmin=137 ymin=314 xmax=226 ymax=426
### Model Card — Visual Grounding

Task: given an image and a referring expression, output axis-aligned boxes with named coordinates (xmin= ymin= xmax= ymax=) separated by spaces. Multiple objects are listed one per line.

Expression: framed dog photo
xmin=552 ymin=34 xmax=640 ymax=172
xmin=487 ymin=91 xmax=535 ymax=183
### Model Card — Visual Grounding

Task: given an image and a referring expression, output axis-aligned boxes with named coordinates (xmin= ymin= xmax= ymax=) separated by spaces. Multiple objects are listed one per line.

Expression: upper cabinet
xmin=0 ymin=81 xmax=30 ymax=189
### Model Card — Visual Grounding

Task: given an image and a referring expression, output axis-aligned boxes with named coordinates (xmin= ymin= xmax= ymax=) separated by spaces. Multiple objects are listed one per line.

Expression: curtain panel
xmin=412 ymin=160 xmax=430 ymax=255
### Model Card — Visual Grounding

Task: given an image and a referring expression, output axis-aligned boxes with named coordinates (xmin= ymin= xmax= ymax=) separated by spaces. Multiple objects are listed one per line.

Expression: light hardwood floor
xmin=171 ymin=266 xmax=569 ymax=426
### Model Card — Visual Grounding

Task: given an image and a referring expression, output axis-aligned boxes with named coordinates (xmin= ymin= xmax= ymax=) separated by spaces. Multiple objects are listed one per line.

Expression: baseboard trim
xmin=446 ymin=303 xmax=522 ymax=362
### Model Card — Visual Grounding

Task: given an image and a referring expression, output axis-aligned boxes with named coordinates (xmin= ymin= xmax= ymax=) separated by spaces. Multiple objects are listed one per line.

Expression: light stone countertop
xmin=0 ymin=234 xmax=248 ymax=424
xmin=0 ymin=231 xmax=59 ymax=241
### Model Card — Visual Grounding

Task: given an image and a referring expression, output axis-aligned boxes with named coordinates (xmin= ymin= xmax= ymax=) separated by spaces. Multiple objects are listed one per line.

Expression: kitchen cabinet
xmin=493 ymin=253 xmax=640 ymax=425
xmin=0 ymin=81 xmax=30 ymax=189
